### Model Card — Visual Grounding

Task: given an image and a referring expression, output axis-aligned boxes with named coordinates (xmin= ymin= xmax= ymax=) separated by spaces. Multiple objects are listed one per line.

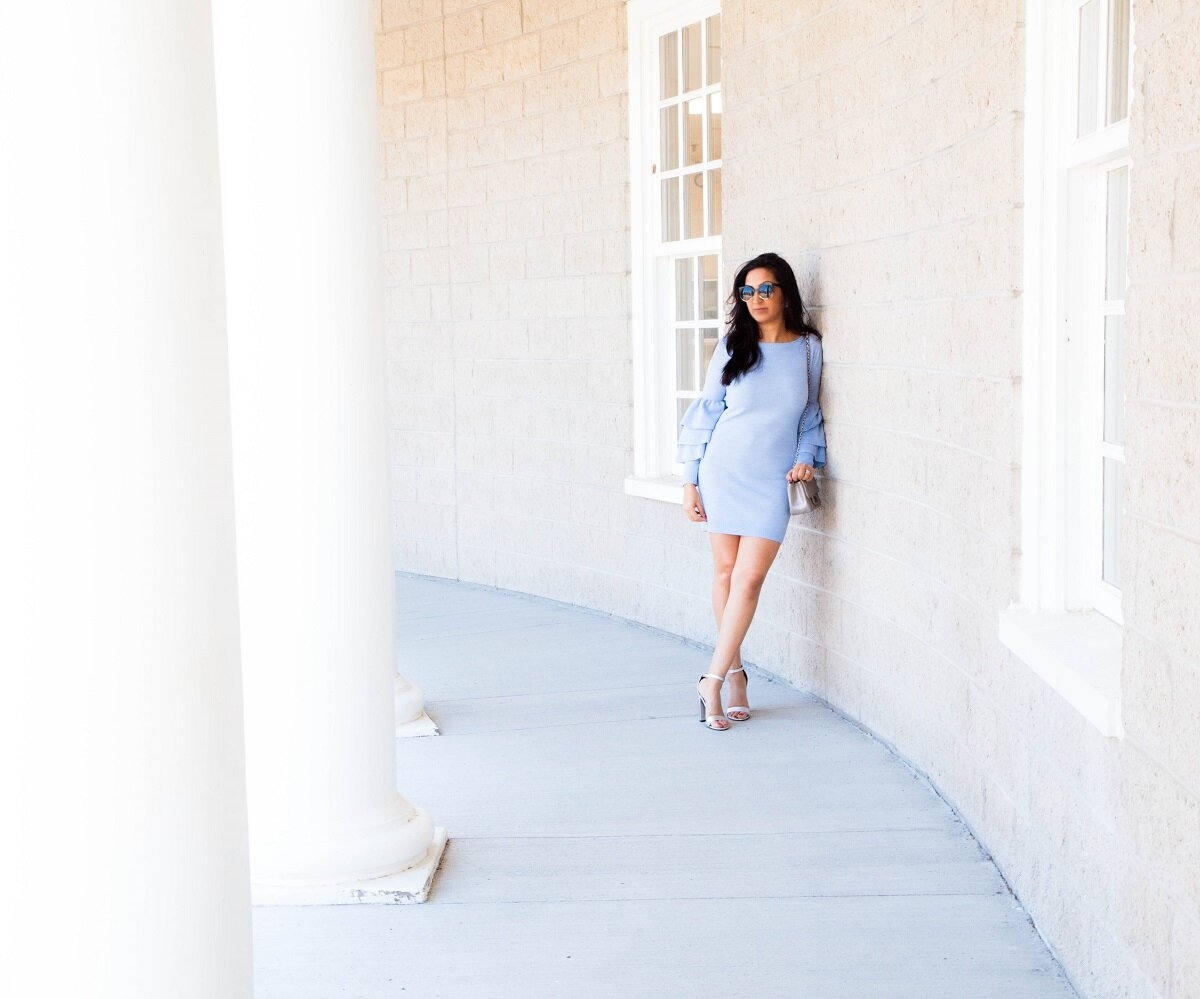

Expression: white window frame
xmin=625 ymin=0 xmax=721 ymax=504
xmin=1064 ymin=155 xmax=1128 ymax=622
xmin=1001 ymin=0 xmax=1132 ymax=738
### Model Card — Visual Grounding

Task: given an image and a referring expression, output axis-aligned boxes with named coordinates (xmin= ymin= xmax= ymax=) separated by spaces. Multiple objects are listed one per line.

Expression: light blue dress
xmin=676 ymin=334 xmax=827 ymax=543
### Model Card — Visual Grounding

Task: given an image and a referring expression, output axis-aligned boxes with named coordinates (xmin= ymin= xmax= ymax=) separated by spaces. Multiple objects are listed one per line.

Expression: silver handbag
xmin=788 ymin=475 xmax=820 ymax=515
xmin=789 ymin=334 xmax=820 ymax=516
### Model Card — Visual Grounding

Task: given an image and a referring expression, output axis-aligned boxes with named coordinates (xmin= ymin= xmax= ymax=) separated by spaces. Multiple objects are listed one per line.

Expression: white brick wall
xmin=1123 ymin=4 xmax=1200 ymax=997
xmin=721 ymin=4 xmax=1192 ymax=992
xmin=377 ymin=0 xmax=635 ymax=587
xmin=379 ymin=3 xmax=1200 ymax=997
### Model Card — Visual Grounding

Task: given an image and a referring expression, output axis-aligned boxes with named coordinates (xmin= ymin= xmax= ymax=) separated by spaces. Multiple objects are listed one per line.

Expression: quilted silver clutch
xmin=788 ymin=476 xmax=820 ymax=515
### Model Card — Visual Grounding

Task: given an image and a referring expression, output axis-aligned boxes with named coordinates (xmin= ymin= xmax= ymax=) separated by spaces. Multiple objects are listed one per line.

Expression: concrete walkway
xmin=253 ymin=574 xmax=1078 ymax=999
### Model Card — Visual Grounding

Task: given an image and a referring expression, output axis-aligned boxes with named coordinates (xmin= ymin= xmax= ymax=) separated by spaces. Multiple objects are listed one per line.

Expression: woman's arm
xmin=676 ymin=338 xmax=730 ymax=487
xmin=790 ymin=336 xmax=827 ymax=479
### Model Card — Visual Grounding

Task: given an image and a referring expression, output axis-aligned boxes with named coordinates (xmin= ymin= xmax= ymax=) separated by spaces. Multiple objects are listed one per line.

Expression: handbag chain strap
xmin=798 ymin=333 xmax=812 ymax=441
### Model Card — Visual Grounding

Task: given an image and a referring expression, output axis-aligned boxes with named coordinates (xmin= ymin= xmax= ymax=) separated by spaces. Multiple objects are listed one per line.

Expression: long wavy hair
xmin=722 ymin=252 xmax=820 ymax=386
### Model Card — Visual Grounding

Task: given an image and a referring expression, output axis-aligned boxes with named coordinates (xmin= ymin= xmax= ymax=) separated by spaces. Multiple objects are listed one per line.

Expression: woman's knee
xmin=729 ymin=570 xmax=766 ymax=599
xmin=710 ymin=538 xmax=738 ymax=582
xmin=713 ymin=561 xmax=735 ymax=585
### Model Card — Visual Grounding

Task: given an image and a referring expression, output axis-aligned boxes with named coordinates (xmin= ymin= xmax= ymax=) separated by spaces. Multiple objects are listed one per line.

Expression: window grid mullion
xmin=640 ymin=4 xmax=722 ymax=480
xmin=1095 ymin=0 xmax=1109 ymax=134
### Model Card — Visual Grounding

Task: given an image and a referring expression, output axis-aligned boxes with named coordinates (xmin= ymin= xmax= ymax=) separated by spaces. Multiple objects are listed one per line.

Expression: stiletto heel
xmin=725 ymin=665 xmax=751 ymax=721
xmin=696 ymin=673 xmax=730 ymax=731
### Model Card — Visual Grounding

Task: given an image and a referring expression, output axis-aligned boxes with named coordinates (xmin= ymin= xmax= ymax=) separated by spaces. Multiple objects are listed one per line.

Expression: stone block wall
xmin=377 ymin=2 xmax=1200 ymax=996
xmin=718 ymin=3 xmax=1200 ymax=997
xmin=376 ymin=0 xmax=640 ymax=602
xmin=1123 ymin=2 xmax=1200 ymax=996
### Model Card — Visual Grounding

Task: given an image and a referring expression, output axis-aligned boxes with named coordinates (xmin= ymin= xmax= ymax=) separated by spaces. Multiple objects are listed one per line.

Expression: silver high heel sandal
xmin=697 ymin=673 xmax=730 ymax=731
xmin=725 ymin=665 xmax=751 ymax=721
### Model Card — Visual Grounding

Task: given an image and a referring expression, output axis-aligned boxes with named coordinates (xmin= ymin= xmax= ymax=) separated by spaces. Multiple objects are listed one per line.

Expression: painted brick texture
xmin=721 ymin=4 xmax=1198 ymax=998
xmin=1122 ymin=4 xmax=1200 ymax=998
xmin=377 ymin=0 xmax=644 ymax=604
xmin=378 ymin=3 xmax=1199 ymax=997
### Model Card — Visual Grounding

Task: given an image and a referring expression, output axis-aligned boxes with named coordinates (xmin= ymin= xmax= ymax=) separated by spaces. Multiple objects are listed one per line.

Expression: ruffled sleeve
xmin=793 ymin=335 xmax=827 ymax=469
xmin=676 ymin=397 xmax=726 ymax=485
xmin=675 ymin=337 xmax=729 ymax=485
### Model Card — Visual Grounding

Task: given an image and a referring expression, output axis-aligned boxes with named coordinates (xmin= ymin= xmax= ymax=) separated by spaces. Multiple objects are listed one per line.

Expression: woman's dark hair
xmin=722 ymin=252 xmax=819 ymax=386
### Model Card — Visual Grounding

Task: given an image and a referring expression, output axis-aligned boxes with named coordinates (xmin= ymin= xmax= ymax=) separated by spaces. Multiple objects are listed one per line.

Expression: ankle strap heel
xmin=725 ymin=666 xmax=751 ymax=722
xmin=696 ymin=674 xmax=730 ymax=731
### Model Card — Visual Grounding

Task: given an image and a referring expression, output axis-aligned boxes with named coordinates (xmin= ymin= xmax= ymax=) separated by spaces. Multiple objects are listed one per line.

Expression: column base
xmin=396 ymin=709 xmax=440 ymax=738
xmin=394 ymin=676 xmax=436 ymax=736
xmin=251 ymin=827 xmax=448 ymax=906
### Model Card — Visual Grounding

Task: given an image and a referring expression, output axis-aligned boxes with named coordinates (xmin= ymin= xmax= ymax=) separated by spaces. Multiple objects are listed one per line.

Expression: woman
xmin=677 ymin=252 xmax=827 ymax=731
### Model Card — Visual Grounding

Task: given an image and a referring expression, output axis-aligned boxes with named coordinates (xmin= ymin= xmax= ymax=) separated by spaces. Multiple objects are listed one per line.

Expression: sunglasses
xmin=738 ymin=282 xmax=777 ymax=301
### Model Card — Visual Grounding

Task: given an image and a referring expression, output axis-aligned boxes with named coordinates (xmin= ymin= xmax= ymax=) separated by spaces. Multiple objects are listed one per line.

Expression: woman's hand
xmin=683 ymin=483 xmax=707 ymax=522
xmin=787 ymin=463 xmax=816 ymax=484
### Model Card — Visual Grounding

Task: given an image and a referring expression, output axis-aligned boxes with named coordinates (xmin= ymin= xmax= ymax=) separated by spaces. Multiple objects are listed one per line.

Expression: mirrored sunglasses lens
xmin=738 ymin=286 xmax=753 ymax=301
xmin=758 ymin=284 xmax=774 ymax=298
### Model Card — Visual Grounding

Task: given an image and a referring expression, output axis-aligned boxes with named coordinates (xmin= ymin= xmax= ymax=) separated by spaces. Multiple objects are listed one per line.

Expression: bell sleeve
xmin=793 ymin=335 xmax=827 ymax=469
xmin=675 ymin=338 xmax=729 ymax=486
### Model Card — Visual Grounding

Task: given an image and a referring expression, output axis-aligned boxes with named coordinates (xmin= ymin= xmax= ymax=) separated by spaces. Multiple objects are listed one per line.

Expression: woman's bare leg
xmin=709 ymin=533 xmax=739 ymax=629
xmin=708 ymin=534 xmax=747 ymax=717
xmin=698 ymin=535 xmax=781 ymax=720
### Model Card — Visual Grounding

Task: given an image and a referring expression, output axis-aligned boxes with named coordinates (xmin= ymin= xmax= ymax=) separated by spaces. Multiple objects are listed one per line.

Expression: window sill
xmin=998 ymin=605 xmax=1124 ymax=738
xmin=624 ymin=475 xmax=685 ymax=504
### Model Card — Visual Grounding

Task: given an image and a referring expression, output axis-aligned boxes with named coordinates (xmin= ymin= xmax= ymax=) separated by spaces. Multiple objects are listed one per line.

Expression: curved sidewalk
xmin=254 ymin=574 xmax=1078 ymax=999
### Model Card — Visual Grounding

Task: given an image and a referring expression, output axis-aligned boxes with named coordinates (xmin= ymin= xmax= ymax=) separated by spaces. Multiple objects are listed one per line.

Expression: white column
xmin=211 ymin=0 xmax=445 ymax=902
xmin=0 ymin=4 xmax=253 ymax=998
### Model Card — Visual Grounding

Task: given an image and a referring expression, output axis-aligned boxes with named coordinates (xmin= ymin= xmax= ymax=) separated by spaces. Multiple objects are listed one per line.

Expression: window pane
xmin=676 ymin=328 xmax=699 ymax=391
xmin=661 ymin=176 xmax=679 ymax=241
xmin=1105 ymin=165 xmax=1129 ymax=301
xmin=1077 ymin=0 xmax=1100 ymax=138
xmin=701 ymin=327 xmax=719 ymax=371
xmin=675 ymin=256 xmax=695 ymax=321
xmin=706 ymin=14 xmax=721 ymax=86
xmin=700 ymin=254 xmax=719 ymax=319
xmin=1102 ymin=457 xmax=1123 ymax=588
xmin=683 ymin=21 xmax=702 ymax=93
xmin=707 ymin=167 xmax=722 ymax=236
xmin=659 ymin=32 xmax=678 ymax=100
xmin=677 ymin=396 xmax=691 ymax=427
xmin=651 ymin=15 xmax=721 ymax=476
xmin=660 ymin=105 xmax=679 ymax=171
xmin=1107 ymin=0 xmax=1131 ymax=125
xmin=1104 ymin=314 xmax=1124 ymax=445
xmin=684 ymin=171 xmax=704 ymax=239
xmin=707 ymin=93 xmax=722 ymax=160
xmin=685 ymin=97 xmax=704 ymax=167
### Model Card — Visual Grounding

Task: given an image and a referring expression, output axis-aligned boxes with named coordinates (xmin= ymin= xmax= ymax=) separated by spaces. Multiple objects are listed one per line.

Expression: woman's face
xmin=743 ymin=267 xmax=784 ymax=328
